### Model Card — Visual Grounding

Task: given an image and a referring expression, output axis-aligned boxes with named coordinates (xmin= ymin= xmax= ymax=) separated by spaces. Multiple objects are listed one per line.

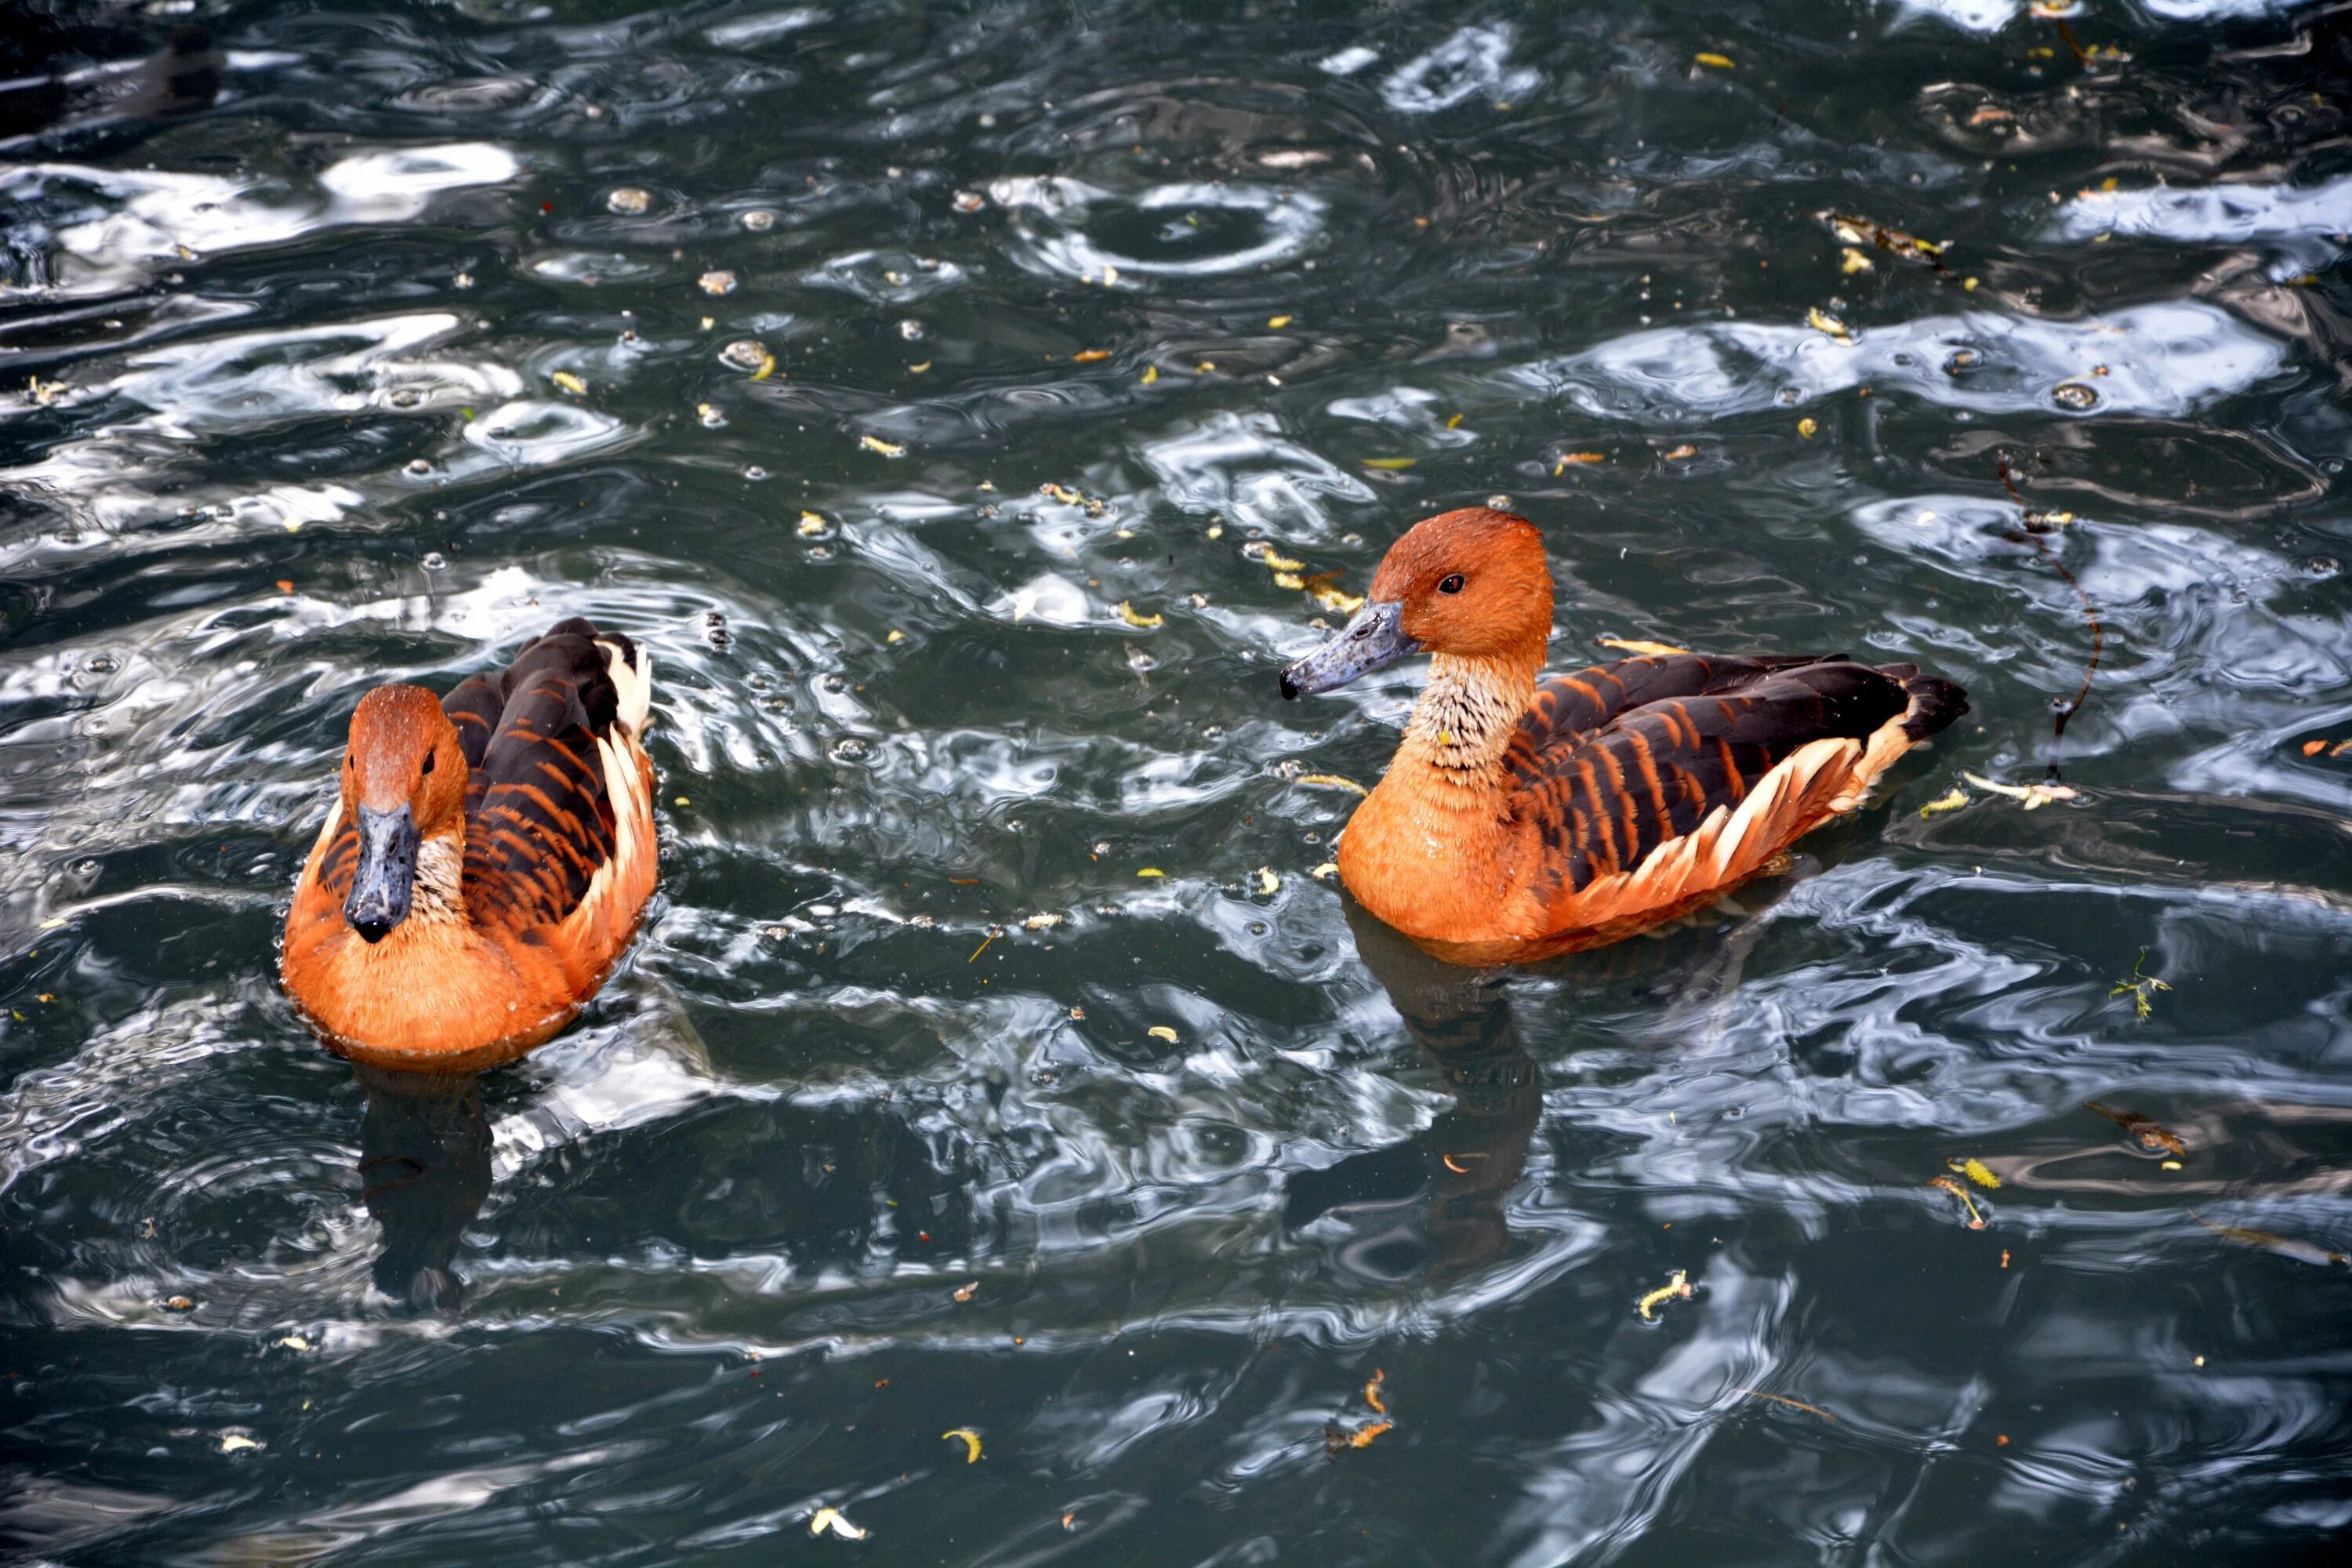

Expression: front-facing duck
xmin=1282 ymin=508 xmax=1966 ymax=965
xmin=281 ymin=618 xmax=656 ymax=1070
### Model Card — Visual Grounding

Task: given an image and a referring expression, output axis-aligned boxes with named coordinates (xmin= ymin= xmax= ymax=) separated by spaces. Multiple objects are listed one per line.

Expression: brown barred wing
xmin=1508 ymin=659 xmax=1912 ymax=895
xmin=1509 ymin=653 xmax=1834 ymax=764
xmin=462 ymin=625 xmax=629 ymax=934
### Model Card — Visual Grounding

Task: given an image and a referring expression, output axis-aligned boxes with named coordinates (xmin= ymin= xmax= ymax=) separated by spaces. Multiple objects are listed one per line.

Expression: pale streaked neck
xmin=1397 ymin=653 xmax=1537 ymax=787
xmin=408 ymin=829 xmax=467 ymax=928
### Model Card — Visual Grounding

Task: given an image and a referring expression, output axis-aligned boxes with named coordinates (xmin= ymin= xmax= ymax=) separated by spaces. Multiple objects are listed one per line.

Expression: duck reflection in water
xmin=1287 ymin=875 xmax=1796 ymax=1288
xmin=353 ymin=1065 xmax=492 ymax=1311
xmin=1284 ymin=895 xmax=1541 ymax=1288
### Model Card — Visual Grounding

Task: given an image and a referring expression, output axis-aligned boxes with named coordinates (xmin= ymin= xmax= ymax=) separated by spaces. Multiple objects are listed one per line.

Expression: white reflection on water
xmin=987 ymin=176 xmax=1327 ymax=281
xmin=2 ymin=143 xmax=520 ymax=300
xmin=1506 ymin=301 xmax=2288 ymax=422
xmin=2048 ymin=174 xmax=2352 ymax=273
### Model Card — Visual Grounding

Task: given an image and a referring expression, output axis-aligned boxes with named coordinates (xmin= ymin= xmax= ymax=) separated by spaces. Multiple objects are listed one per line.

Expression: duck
xmin=1280 ymin=508 xmax=1966 ymax=965
xmin=281 ymin=617 xmax=656 ymax=1070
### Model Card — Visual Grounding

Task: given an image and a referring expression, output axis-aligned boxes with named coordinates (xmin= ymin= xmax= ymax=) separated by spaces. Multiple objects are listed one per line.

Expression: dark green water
xmin=5 ymin=0 xmax=2352 ymax=1562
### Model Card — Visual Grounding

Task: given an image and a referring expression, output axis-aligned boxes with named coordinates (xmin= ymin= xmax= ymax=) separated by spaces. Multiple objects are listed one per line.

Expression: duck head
xmin=1280 ymin=507 xmax=1553 ymax=699
xmin=340 ymin=685 xmax=465 ymax=943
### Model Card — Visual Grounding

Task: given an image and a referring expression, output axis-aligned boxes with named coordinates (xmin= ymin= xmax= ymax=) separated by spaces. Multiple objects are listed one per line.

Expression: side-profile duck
xmin=1281 ymin=508 xmax=1966 ymax=965
xmin=281 ymin=617 xmax=655 ymax=1070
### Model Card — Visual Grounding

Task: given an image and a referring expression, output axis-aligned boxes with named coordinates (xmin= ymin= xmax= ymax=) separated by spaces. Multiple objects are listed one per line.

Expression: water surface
xmin=5 ymin=1 xmax=2352 ymax=1562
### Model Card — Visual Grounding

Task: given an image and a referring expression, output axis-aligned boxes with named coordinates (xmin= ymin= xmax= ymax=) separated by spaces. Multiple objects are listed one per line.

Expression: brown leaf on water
xmin=2084 ymin=1102 xmax=2186 ymax=1157
xmin=953 ymin=1280 xmax=978 ymax=1302
xmin=1661 ymin=444 xmax=1698 ymax=460
xmin=1595 ymin=636 xmax=1692 ymax=658
xmin=1363 ymin=1369 xmax=1387 ymax=1415
xmin=2194 ymin=1214 xmax=2349 ymax=1268
xmin=2301 ymin=739 xmax=2327 ymax=756
xmin=1735 ymin=1389 xmax=1836 ymax=1421
xmin=1071 ymin=349 xmax=1110 ymax=363
xmin=1814 ymin=210 xmax=1949 ymax=269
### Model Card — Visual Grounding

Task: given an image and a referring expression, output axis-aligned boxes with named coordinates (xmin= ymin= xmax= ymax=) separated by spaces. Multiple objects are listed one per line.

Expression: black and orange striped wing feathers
xmin=1504 ymin=657 xmax=1911 ymax=896
xmin=448 ymin=620 xmax=633 ymax=935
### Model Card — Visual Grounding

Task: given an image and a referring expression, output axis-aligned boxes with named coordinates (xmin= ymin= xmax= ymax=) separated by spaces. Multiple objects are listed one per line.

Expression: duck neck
xmin=1392 ymin=652 xmax=1538 ymax=794
xmin=409 ymin=826 xmax=468 ymax=928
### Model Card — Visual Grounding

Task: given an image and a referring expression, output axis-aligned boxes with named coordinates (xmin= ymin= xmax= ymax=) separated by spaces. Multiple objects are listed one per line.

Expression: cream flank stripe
xmin=557 ymin=638 xmax=656 ymax=962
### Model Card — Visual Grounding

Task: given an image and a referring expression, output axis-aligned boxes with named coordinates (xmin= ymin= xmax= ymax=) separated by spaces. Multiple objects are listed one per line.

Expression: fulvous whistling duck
xmin=1281 ymin=508 xmax=1967 ymax=965
xmin=281 ymin=618 xmax=656 ymax=1070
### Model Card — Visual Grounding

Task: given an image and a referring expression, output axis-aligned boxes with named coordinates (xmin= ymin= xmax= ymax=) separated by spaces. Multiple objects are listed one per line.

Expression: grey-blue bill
xmin=1280 ymin=600 xmax=1423 ymax=699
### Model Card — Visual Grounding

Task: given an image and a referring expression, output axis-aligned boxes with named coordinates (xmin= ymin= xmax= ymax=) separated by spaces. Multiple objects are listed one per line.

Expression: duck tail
xmin=1877 ymin=663 xmax=1969 ymax=741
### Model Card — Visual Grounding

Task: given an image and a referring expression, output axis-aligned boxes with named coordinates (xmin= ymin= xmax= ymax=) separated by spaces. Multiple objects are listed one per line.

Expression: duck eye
xmin=1438 ymin=574 xmax=1465 ymax=594
xmin=420 ymin=750 xmax=436 ymax=777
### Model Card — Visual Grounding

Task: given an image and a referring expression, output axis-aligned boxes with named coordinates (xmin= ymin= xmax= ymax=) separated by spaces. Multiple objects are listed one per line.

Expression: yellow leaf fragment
xmin=1361 ymin=457 xmax=1416 ymax=470
xmin=1147 ymin=1025 xmax=1179 ymax=1043
xmin=1637 ymin=1269 xmax=1692 ymax=1321
xmin=1842 ymin=247 xmax=1875 ymax=274
xmin=1363 ymin=1368 xmax=1387 ymax=1414
xmin=750 ymin=351 xmax=778 ymax=382
xmin=1309 ymin=862 xmax=1340 ymax=880
xmin=1950 ymin=1156 xmax=2002 ymax=1190
xmin=1553 ymin=451 xmax=1606 ymax=474
xmin=1694 ymin=52 xmax=1735 ymax=68
xmin=1254 ymin=547 xmax=1307 ymax=572
xmin=1141 ymin=365 xmax=1159 ymax=384
xmin=551 ymin=370 xmax=587 ymax=395
xmin=1661 ymin=444 xmax=1698 ymax=460
xmin=1254 ymin=867 xmax=1280 ymax=896
xmin=860 ymin=434 xmax=906 ymax=457
xmin=797 ymin=511 xmax=828 ymax=535
xmin=1962 ymin=771 xmax=2078 ymax=810
xmin=909 ymin=361 xmax=931 ymax=373
xmin=1310 ymin=584 xmax=1366 ymax=615
xmin=1595 ymin=636 xmax=1692 ymax=658
xmin=1918 ymin=786 xmax=1969 ymax=818
xmin=1116 ymin=601 xmax=1163 ymax=628
xmin=1272 ymin=571 xmax=1306 ymax=590
xmin=1296 ymin=773 xmax=1369 ymax=797
xmin=1797 ymin=417 xmax=1819 ymax=438
xmin=1268 ymin=314 xmax=1293 ymax=328
xmin=1073 ymin=348 xmax=1111 ymax=363
xmin=1136 ymin=867 xmax=1166 ymax=878
xmin=942 ymin=1428 xmax=983 ymax=1463
xmin=886 ymin=629 xmax=906 ymax=644
xmin=220 ymin=1434 xmax=263 ymax=1454
xmin=809 ymin=1507 xmax=868 ymax=1541
xmin=1808 ymin=307 xmax=1853 ymax=342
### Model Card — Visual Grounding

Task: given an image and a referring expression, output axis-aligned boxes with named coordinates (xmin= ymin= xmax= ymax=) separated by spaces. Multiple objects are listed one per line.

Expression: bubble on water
xmin=2299 ymin=555 xmax=2341 ymax=579
xmin=421 ymin=551 xmax=447 ymax=571
xmin=2052 ymin=380 xmax=2099 ymax=411
xmin=720 ymin=339 xmax=771 ymax=371
xmin=405 ymin=458 xmax=433 ymax=476
xmin=1944 ymin=349 xmax=1979 ymax=373
xmin=606 ymin=187 xmax=652 ymax=215
xmin=387 ymin=387 xmax=423 ymax=408
xmin=741 ymin=209 xmax=776 ymax=231
xmin=829 ymin=736 xmax=873 ymax=764
xmin=987 ymin=176 xmax=1327 ymax=284
xmin=743 ymin=465 xmax=769 ymax=481
xmin=85 ymin=654 xmax=120 ymax=674
xmin=898 ymin=318 xmax=925 ymax=340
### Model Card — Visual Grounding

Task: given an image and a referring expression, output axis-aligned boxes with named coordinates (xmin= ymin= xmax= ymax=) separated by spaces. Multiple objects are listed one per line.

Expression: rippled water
xmin=5 ymin=0 xmax=2352 ymax=1561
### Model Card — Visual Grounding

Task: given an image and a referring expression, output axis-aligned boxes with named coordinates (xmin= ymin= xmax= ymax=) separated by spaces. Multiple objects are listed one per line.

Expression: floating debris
xmin=698 ymin=269 xmax=739 ymax=296
xmin=1072 ymin=348 xmax=1110 ymax=363
xmin=1661 ymin=444 xmax=1698 ymax=460
xmin=1930 ymin=1174 xmax=1987 ymax=1229
xmin=1918 ymin=786 xmax=1969 ymax=818
xmin=2052 ymin=381 xmax=2100 ymax=412
xmin=696 ymin=403 xmax=726 ymax=428
xmin=1362 ymin=457 xmax=1416 ymax=470
xmin=808 ymin=1507 xmax=868 ymax=1541
xmin=1268 ymin=314 xmax=1294 ymax=328
xmin=1296 ymin=773 xmax=1369 ymax=797
xmin=2111 ymin=948 xmax=2172 ymax=1021
xmin=797 ymin=511 xmax=829 ymax=536
xmin=1147 ymin=1025 xmax=1179 ymax=1043
xmin=1022 ymin=913 xmax=1063 ymax=931
xmin=275 ymin=1334 xmax=312 ymax=1352
xmin=741 ymin=209 xmax=776 ymax=231
xmin=1308 ymin=582 xmax=1366 ymax=615
xmin=1325 ymin=1420 xmax=1393 ymax=1455
xmin=1807 ymin=307 xmax=1853 ymax=343
xmin=28 ymin=376 xmax=68 ymax=407
xmin=1363 ymin=1369 xmax=1387 ymax=1414
xmin=1136 ymin=868 xmax=1166 ymax=878
xmin=2085 ymin=1102 xmax=2185 ymax=1156
xmin=1693 ymin=52 xmax=1734 ymax=68
xmin=1254 ymin=867 xmax=1280 ymax=896
xmin=1816 ymin=211 xmax=1948 ymax=269
xmin=1309 ymin=862 xmax=1340 ymax=880
xmin=1962 ymin=771 xmax=2078 ymax=811
xmin=721 ymin=339 xmax=775 ymax=377
xmin=605 ymin=187 xmax=651 ymax=215
xmin=1115 ymin=601 xmax=1163 ymax=629
xmin=1841 ymin=247 xmax=1875 ymax=275
xmin=1797 ymin=417 xmax=1819 ymax=439
xmin=1553 ymin=451 xmax=1606 ymax=473
xmin=220 ymin=1432 xmax=263 ymax=1454
xmin=1595 ymin=637 xmax=1691 ymax=658
xmin=942 ymin=1428 xmax=983 ymax=1462
xmin=1948 ymin=1157 xmax=2002 ymax=1190
xmin=1735 ymin=1389 xmax=1835 ymax=1421
xmin=550 ymin=370 xmax=587 ymax=395
xmin=2194 ymin=1214 xmax=2348 ymax=1269
xmin=859 ymin=434 xmax=906 ymax=457
xmin=1637 ymin=1269 xmax=1692 ymax=1321
xmin=953 ymin=190 xmax=985 ymax=212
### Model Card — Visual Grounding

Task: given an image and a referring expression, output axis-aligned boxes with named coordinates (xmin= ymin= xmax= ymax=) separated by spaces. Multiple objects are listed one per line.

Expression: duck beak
xmin=344 ymin=804 xmax=419 ymax=943
xmin=1280 ymin=600 xmax=1421 ymax=699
